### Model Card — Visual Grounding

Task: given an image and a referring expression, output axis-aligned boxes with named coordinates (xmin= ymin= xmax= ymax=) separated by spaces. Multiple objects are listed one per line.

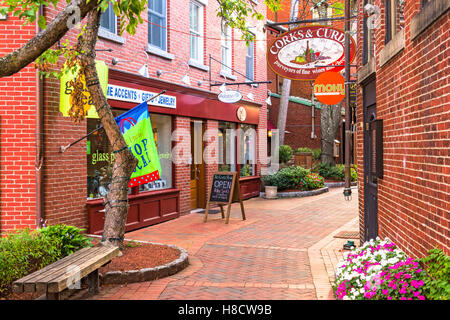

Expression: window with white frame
xmin=246 ymin=40 xmax=254 ymax=82
xmin=148 ymin=0 xmax=167 ymax=51
xmin=100 ymin=4 xmax=117 ymax=34
xmin=221 ymin=24 xmax=232 ymax=74
xmin=190 ymin=1 xmax=204 ymax=63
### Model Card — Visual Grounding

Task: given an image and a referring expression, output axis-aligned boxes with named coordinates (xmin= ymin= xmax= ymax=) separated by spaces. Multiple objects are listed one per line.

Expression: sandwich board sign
xmin=204 ymin=172 xmax=246 ymax=224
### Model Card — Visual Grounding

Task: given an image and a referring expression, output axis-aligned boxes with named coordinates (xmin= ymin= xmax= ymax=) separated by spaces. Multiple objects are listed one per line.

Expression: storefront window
xmin=239 ymin=124 xmax=256 ymax=177
xmin=139 ymin=114 xmax=172 ymax=192
xmin=87 ymin=110 xmax=172 ymax=199
xmin=218 ymin=122 xmax=236 ymax=172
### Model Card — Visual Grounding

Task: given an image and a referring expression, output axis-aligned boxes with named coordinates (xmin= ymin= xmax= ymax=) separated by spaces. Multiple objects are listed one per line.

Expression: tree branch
xmin=0 ymin=0 xmax=100 ymax=77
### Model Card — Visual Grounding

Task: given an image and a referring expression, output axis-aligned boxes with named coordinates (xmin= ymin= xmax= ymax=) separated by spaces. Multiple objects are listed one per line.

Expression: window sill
xmin=220 ymin=70 xmax=237 ymax=81
xmin=411 ymin=0 xmax=450 ymax=40
xmin=357 ymin=57 xmax=376 ymax=84
xmin=188 ymin=59 xmax=209 ymax=72
xmin=98 ymin=28 xmax=126 ymax=45
xmin=379 ymin=28 xmax=405 ymax=67
xmin=145 ymin=44 xmax=175 ymax=60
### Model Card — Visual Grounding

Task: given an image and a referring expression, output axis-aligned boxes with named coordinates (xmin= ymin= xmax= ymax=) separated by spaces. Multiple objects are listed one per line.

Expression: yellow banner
xmin=59 ymin=60 xmax=108 ymax=119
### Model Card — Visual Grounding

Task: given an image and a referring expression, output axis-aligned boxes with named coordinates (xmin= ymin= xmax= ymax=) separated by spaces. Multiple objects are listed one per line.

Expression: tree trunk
xmin=0 ymin=0 xmax=99 ymax=77
xmin=78 ymin=9 xmax=138 ymax=248
xmin=277 ymin=0 xmax=299 ymax=146
xmin=320 ymin=103 xmax=341 ymax=165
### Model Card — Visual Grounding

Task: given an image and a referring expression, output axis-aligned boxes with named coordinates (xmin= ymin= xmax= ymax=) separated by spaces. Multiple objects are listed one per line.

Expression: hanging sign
xmin=107 ymin=84 xmax=176 ymax=109
xmin=267 ymin=25 xmax=356 ymax=81
xmin=114 ymin=101 xmax=162 ymax=187
xmin=218 ymin=90 xmax=242 ymax=103
xmin=59 ymin=60 xmax=108 ymax=119
xmin=313 ymin=71 xmax=345 ymax=105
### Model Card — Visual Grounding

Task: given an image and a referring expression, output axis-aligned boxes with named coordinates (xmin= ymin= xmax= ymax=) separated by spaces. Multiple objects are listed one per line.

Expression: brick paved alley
xmin=81 ymin=187 xmax=359 ymax=300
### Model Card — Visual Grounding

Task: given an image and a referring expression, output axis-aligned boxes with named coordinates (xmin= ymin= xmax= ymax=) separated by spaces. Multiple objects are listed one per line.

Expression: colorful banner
xmin=59 ymin=60 xmax=108 ymax=118
xmin=114 ymin=101 xmax=162 ymax=187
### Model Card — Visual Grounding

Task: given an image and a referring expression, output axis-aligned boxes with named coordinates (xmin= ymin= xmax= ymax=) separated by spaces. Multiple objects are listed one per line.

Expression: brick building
xmin=0 ymin=0 xmax=269 ymax=235
xmin=356 ymin=0 xmax=449 ymax=257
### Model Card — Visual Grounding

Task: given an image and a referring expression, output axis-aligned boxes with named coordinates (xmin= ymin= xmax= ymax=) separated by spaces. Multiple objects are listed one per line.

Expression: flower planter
xmin=294 ymin=152 xmax=313 ymax=170
xmin=264 ymin=186 xmax=278 ymax=199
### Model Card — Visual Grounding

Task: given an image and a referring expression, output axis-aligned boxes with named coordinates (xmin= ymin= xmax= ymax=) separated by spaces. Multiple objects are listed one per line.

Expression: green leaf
xmin=38 ymin=15 xmax=47 ymax=30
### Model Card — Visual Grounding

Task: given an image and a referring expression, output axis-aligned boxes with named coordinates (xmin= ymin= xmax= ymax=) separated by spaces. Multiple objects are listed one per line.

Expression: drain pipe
xmin=35 ymin=5 xmax=45 ymax=228
xmin=311 ymin=82 xmax=316 ymax=139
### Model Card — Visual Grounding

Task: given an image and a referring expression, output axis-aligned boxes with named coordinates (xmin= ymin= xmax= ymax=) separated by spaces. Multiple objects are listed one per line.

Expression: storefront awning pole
xmin=59 ymin=90 xmax=166 ymax=153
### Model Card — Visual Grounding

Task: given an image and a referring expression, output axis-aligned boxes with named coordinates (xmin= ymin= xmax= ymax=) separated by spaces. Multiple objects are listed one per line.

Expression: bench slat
xmin=13 ymin=247 xmax=94 ymax=293
xmin=35 ymin=246 xmax=111 ymax=292
xmin=47 ymin=246 xmax=119 ymax=293
xmin=25 ymin=247 xmax=105 ymax=293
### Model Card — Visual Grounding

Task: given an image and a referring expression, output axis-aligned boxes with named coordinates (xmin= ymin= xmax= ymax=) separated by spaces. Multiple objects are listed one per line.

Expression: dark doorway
xmin=363 ymin=78 xmax=378 ymax=241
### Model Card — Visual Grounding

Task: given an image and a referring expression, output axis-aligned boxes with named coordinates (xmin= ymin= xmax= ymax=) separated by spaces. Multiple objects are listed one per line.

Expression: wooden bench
xmin=13 ymin=245 xmax=119 ymax=300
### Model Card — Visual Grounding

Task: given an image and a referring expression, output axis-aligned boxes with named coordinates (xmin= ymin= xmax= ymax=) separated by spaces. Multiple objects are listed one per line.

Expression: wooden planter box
xmin=294 ymin=152 xmax=313 ymax=170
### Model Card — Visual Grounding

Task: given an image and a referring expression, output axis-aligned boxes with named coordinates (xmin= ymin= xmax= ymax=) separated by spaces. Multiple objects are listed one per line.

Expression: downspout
xmin=35 ymin=5 xmax=45 ymax=228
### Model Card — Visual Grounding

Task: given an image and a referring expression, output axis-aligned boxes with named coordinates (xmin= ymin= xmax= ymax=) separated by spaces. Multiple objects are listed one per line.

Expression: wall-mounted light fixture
xmin=156 ymin=61 xmax=191 ymax=86
xmin=137 ymin=51 xmax=151 ymax=78
xmin=265 ymin=91 xmax=272 ymax=105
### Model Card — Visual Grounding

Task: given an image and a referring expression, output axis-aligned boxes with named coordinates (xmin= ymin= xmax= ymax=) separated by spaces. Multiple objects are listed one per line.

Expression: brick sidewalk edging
xmin=100 ymin=240 xmax=189 ymax=285
xmin=260 ymin=187 xmax=329 ymax=199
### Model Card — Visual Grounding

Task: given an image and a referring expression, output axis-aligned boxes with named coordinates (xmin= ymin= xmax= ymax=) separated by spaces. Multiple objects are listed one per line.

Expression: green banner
xmin=114 ymin=101 xmax=162 ymax=187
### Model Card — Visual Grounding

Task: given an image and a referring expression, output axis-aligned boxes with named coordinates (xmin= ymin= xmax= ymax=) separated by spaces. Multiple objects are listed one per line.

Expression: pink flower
xmin=382 ymin=289 xmax=389 ymax=295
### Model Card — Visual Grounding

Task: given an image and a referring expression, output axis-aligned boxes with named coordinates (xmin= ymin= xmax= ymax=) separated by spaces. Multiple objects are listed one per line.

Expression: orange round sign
xmin=313 ymin=71 xmax=345 ymax=105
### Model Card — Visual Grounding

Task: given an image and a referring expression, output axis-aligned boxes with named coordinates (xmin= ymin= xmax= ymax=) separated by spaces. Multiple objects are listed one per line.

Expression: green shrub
xmin=279 ymin=145 xmax=293 ymax=164
xmin=312 ymin=148 xmax=322 ymax=160
xmin=419 ymin=247 xmax=450 ymax=300
xmin=295 ymin=147 xmax=312 ymax=154
xmin=0 ymin=229 xmax=61 ymax=296
xmin=313 ymin=163 xmax=357 ymax=182
xmin=298 ymin=172 xmax=325 ymax=191
xmin=262 ymin=166 xmax=309 ymax=190
xmin=39 ymin=224 xmax=92 ymax=257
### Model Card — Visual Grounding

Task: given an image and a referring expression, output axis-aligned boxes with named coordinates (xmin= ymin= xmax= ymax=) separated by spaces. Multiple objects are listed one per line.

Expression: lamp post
xmin=343 ymin=0 xmax=352 ymax=199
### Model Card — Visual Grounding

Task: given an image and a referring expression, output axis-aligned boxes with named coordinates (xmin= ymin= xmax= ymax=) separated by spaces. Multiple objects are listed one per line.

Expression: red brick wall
xmin=356 ymin=0 xmax=450 ymax=257
xmin=0 ymin=14 xmax=37 ymax=233
xmin=173 ymin=116 xmax=191 ymax=215
xmin=269 ymin=97 xmax=322 ymax=150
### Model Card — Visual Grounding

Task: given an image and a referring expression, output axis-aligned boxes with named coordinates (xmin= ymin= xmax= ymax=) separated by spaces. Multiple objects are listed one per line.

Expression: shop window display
xmin=239 ymin=124 xmax=256 ymax=177
xmin=87 ymin=110 xmax=172 ymax=199
xmin=218 ymin=121 xmax=236 ymax=172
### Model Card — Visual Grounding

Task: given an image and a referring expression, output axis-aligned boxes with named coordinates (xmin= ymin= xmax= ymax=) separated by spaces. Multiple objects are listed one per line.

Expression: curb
xmin=324 ymin=181 xmax=357 ymax=188
xmin=100 ymin=241 xmax=189 ymax=285
xmin=260 ymin=186 xmax=329 ymax=199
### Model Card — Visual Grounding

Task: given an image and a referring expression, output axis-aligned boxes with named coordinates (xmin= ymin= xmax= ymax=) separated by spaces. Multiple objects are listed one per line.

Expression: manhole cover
xmin=334 ymin=231 xmax=359 ymax=239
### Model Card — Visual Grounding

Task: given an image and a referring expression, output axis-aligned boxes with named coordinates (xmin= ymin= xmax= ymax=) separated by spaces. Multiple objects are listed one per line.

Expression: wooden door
xmin=190 ymin=121 xmax=205 ymax=210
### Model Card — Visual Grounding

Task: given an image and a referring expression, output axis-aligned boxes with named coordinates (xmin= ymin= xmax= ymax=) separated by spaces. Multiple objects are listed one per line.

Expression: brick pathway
xmin=79 ymin=187 xmax=359 ymax=300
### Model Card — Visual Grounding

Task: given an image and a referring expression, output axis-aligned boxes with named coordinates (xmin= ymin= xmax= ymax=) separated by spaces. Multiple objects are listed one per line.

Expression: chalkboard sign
xmin=204 ymin=172 xmax=246 ymax=224
xmin=209 ymin=173 xmax=234 ymax=203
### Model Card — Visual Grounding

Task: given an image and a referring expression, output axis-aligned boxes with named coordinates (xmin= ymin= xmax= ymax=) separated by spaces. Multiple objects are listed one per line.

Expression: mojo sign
xmin=267 ymin=25 xmax=356 ymax=81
